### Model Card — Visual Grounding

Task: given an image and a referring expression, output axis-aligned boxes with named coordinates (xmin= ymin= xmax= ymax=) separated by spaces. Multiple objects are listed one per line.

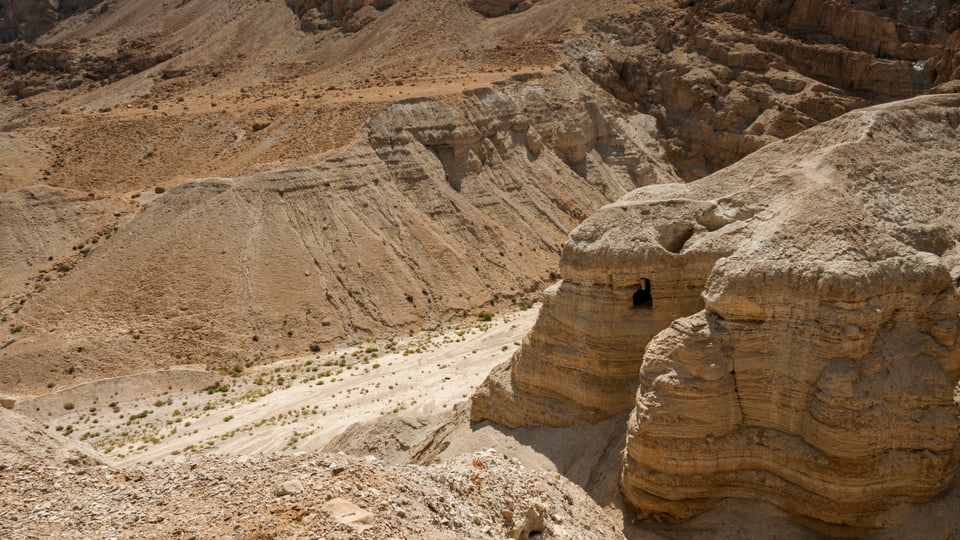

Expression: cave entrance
xmin=633 ymin=278 xmax=652 ymax=309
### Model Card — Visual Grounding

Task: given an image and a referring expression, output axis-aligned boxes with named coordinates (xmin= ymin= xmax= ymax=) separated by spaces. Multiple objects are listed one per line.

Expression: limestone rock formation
xmin=473 ymin=94 xmax=960 ymax=531
xmin=569 ymin=0 xmax=960 ymax=179
xmin=285 ymin=0 xmax=398 ymax=33
xmin=0 ymin=0 xmax=102 ymax=43
xmin=0 ymin=74 xmax=678 ymax=393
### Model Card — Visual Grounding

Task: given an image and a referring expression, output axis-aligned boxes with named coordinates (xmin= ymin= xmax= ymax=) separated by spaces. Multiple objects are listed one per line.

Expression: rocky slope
xmin=0 ymin=71 xmax=678 ymax=393
xmin=473 ymin=94 xmax=960 ymax=533
xmin=0 ymin=0 xmax=102 ymax=42
xmin=0 ymin=425 xmax=622 ymax=539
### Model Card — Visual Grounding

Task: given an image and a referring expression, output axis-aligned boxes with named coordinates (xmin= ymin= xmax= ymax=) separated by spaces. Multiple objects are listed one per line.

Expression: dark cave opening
xmin=633 ymin=278 xmax=652 ymax=309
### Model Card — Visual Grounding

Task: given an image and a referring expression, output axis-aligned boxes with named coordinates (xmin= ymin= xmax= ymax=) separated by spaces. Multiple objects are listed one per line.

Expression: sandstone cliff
xmin=473 ymin=94 xmax=960 ymax=531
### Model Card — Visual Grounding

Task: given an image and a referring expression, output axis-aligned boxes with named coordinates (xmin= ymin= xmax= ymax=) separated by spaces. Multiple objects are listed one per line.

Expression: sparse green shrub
xmin=477 ymin=311 xmax=493 ymax=322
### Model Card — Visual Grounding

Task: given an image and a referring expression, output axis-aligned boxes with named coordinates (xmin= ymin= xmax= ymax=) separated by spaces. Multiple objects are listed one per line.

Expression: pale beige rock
xmin=322 ymin=497 xmax=375 ymax=529
xmin=275 ymin=479 xmax=304 ymax=496
xmin=474 ymin=94 xmax=960 ymax=532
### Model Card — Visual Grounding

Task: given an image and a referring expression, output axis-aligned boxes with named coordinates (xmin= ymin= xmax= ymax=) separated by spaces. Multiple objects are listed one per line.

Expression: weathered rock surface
xmin=569 ymin=0 xmax=960 ymax=179
xmin=0 ymin=38 xmax=176 ymax=98
xmin=285 ymin=0 xmax=399 ymax=33
xmin=474 ymin=94 xmax=960 ymax=531
xmin=0 ymin=407 xmax=102 ymax=469
xmin=0 ymin=74 xmax=678 ymax=393
xmin=467 ymin=0 xmax=539 ymax=18
xmin=0 ymin=0 xmax=102 ymax=43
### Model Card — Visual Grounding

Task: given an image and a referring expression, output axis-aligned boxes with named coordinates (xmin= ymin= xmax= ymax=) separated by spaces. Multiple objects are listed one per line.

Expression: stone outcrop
xmin=568 ymin=0 xmax=960 ymax=179
xmin=285 ymin=0 xmax=398 ymax=33
xmin=0 ymin=37 xmax=176 ymax=98
xmin=473 ymin=94 xmax=960 ymax=531
xmin=0 ymin=73 xmax=678 ymax=393
xmin=0 ymin=0 xmax=102 ymax=43
xmin=467 ymin=0 xmax=539 ymax=18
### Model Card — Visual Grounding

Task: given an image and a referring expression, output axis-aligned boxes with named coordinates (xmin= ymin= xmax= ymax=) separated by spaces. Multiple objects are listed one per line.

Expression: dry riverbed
xmin=31 ymin=306 xmax=539 ymax=466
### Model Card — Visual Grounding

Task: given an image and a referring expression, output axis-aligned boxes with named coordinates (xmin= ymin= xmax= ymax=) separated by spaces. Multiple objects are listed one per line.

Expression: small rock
xmin=322 ymin=498 xmax=374 ymax=531
xmin=525 ymin=130 xmax=543 ymax=155
xmin=275 ymin=479 xmax=304 ymax=497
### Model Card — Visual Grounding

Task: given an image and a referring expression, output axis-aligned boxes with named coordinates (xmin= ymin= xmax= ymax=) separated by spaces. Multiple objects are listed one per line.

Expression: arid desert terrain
xmin=3 ymin=0 xmax=960 ymax=538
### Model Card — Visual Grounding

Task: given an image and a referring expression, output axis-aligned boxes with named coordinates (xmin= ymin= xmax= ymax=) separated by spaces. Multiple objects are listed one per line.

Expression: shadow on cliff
xmin=469 ymin=412 xmax=673 ymax=539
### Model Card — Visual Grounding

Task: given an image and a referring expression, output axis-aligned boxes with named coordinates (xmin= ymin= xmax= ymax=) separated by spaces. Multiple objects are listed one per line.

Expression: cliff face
xmin=570 ymin=0 xmax=960 ymax=180
xmin=473 ymin=94 xmax=960 ymax=531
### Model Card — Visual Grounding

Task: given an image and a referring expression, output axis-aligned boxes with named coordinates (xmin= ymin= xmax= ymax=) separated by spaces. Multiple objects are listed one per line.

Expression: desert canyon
xmin=2 ymin=0 xmax=960 ymax=538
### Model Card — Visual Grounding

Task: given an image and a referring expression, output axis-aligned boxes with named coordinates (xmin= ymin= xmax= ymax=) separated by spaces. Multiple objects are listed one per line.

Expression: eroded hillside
xmin=3 ymin=0 xmax=958 ymax=392
xmin=2 ymin=1 xmax=960 ymax=537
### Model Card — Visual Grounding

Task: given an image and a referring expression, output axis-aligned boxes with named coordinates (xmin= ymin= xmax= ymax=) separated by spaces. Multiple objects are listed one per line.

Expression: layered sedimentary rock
xmin=284 ymin=0 xmax=399 ymax=33
xmin=570 ymin=0 xmax=960 ymax=179
xmin=0 ymin=73 xmax=678 ymax=393
xmin=473 ymin=94 xmax=960 ymax=530
xmin=0 ymin=0 xmax=102 ymax=43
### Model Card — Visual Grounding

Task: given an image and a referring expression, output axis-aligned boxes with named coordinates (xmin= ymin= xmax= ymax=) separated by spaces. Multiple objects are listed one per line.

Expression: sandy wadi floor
xmin=24 ymin=306 xmax=539 ymax=467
